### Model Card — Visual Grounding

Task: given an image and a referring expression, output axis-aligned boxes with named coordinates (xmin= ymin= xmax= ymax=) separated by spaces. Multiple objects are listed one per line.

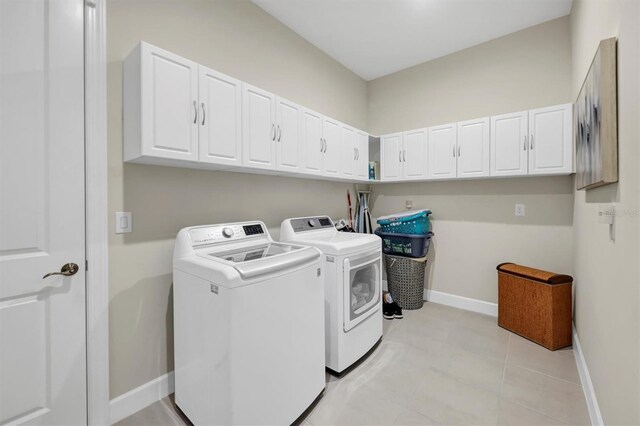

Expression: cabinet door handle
xmin=357 ymin=148 xmax=360 ymax=160
xmin=453 ymin=145 xmax=455 ymax=157
xmin=530 ymin=134 xmax=534 ymax=150
xmin=403 ymin=150 xmax=406 ymax=162
xmin=399 ymin=151 xmax=402 ymax=162
xmin=271 ymin=124 xmax=276 ymax=141
xmin=193 ymin=100 xmax=197 ymax=124
xmin=277 ymin=125 xmax=281 ymax=142
xmin=524 ymin=135 xmax=527 ymax=151
xmin=458 ymin=145 xmax=461 ymax=157
xmin=320 ymin=138 xmax=323 ymax=152
xmin=201 ymin=103 xmax=205 ymax=125
xmin=323 ymin=138 xmax=327 ymax=153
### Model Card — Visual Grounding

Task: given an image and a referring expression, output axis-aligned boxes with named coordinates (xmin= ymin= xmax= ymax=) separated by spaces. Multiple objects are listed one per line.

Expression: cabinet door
xmin=528 ymin=104 xmax=573 ymax=175
xmin=380 ymin=133 xmax=403 ymax=181
xmin=428 ymin=124 xmax=457 ymax=179
xmin=339 ymin=124 xmax=356 ymax=178
xmin=140 ymin=43 xmax=198 ymax=161
xmin=242 ymin=83 xmax=276 ymax=170
xmin=356 ymin=131 xmax=369 ymax=180
xmin=322 ymin=118 xmax=341 ymax=176
xmin=300 ymin=108 xmax=323 ymax=175
xmin=457 ymin=118 xmax=490 ymax=178
xmin=490 ymin=111 xmax=528 ymax=176
xmin=276 ymin=97 xmax=301 ymax=172
xmin=403 ymin=128 xmax=427 ymax=180
xmin=198 ymin=65 xmax=241 ymax=167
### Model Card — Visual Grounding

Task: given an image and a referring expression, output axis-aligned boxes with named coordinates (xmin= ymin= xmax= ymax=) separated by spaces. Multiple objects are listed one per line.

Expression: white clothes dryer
xmin=280 ymin=216 xmax=382 ymax=374
xmin=173 ymin=221 xmax=325 ymax=425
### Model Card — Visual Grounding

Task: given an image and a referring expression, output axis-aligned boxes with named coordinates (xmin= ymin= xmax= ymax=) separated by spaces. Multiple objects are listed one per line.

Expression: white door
xmin=141 ymin=43 xmax=199 ymax=161
xmin=380 ymin=133 xmax=403 ymax=181
xmin=0 ymin=1 xmax=87 ymax=424
xmin=428 ymin=123 xmax=457 ymax=179
xmin=356 ymin=131 xmax=369 ymax=180
xmin=490 ymin=111 xmax=528 ymax=176
xmin=321 ymin=118 xmax=341 ymax=176
xmin=198 ymin=66 xmax=241 ymax=167
xmin=403 ymin=129 xmax=428 ymax=180
xmin=457 ymin=118 xmax=490 ymax=178
xmin=242 ymin=83 xmax=276 ymax=170
xmin=275 ymin=97 xmax=301 ymax=173
xmin=528 ymin=104 xmax=573 ymax=175
xmin=339 ymin=125 xmax=356 ymax=178
xmin=300 ymin=108 xmax=323 ymax=175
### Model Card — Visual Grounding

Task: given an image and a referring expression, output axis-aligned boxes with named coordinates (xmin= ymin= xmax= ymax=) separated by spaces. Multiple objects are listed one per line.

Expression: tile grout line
xmin=495 ymin=333 xmax=511 ymax=425
xmin=507 ymin=363 xmax=584 ymax=387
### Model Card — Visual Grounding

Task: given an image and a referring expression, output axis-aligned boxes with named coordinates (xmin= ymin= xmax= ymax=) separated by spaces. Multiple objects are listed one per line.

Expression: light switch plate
xmin=406 ymin=199 xmax=413 ymax=210
xmin=115 ymin=212 xmax=132 ymax=234
xmin=515 ymin=204 xmax=526 ymax=217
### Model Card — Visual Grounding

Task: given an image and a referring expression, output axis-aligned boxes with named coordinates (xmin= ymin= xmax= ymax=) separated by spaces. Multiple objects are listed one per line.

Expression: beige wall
xmin=367 ymin=16 xmax=572 ymax=135
xmin=570 ymin=0 xmax=640 ymax=424
xmin=367 ymin=18 xmax=574 ymax=305
xmin=107 ymin=0 xmax=367 ymax=398
xmin=372 ymin=176 xmax=574 ymax=303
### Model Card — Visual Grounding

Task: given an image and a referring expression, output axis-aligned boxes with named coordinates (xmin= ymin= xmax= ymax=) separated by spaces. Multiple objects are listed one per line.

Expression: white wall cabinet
xmin=300 ymin=108 xmax=324 ymax=176
xmin=321 ymin=117 xmax=341 ymax=176
xmin=380 ymin=133 xmax=404 ymax=181
xmin=198 ymin=65 xmax=242 ymax=167
xmin=275 ymin=97 xmax=302 ymax=173
xmin=428 ymin=123 xmax=457 ymax=180
xmin=457 ymin=118 xmax=490 ymax=178
xmin=124 ymin=42 xmax=199 ymax=164
xmin=490 ymin=111 xmax=529 ymax=177
xmin=356 ymin=131 xmax=369 ymax=180
xmin=242 ymin=83 xmax=277 ymax=170
xmin=339 ymin=124 xmax=356 ymax=178
xmin=528 ymin=104 xmax=573 ymax=175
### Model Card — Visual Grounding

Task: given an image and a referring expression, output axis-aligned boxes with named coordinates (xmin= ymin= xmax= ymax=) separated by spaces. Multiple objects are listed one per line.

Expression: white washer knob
xmin=308 ymin=219 xmax=316 ymax=227
xmin=222 ymin=227 xmax=234 ymax=238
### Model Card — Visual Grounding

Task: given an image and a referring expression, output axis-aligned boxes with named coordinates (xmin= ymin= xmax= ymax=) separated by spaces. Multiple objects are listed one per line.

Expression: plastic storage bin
xmin=376 ymin=210 xmax=431 ymax=234
xmin=375 ymin=229 xmax=433 ymax=258
xmin=384 ymin=254 xmax=427 ymax=310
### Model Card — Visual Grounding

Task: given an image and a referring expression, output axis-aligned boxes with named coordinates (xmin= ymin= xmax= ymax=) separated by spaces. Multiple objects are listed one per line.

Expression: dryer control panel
xmin=189 ymin=222 xmax=265 ymax=246
xmin=290 ymin=216 xmax=334 ymax=233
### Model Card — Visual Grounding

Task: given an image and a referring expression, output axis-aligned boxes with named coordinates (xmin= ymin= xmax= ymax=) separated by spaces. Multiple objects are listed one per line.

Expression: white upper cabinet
xmin=490 ymin=111 xmax=528 ymax=177
xmin=124 ymin=42 xmax=199 ymax=163
xmin=528 ymin=104 xmax=573 ymax=175
xmin=339 ymin=124 xmax=356 ymax=178
xmin=403 ymin=128 xmax=428 ymax=180
xmin=198 ymin=65 xmax=242 ymax=167
xmin=322 ymin=117 xmax=341 ymax=176
xmin=275 ymin=97 xmax=302 ymax=173
xmin=242 ymin=83 xmax=277 ymax=170
xmin=457 ymin=118 xmax=490 ymax=178
xmin=300 ymin=108 xmax=323 ymax=175
xmin=428 ymin=123 xmax=457 ymax=180
xmin=356 ymin=131 xmax=369 ymax=180
xmin=380 ymin=133 xmax=403 ymax=181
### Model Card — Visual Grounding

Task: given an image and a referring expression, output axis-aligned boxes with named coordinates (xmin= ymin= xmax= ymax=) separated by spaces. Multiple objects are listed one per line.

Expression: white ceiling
xmin=252 ymin=0 xmax=573 ymax=81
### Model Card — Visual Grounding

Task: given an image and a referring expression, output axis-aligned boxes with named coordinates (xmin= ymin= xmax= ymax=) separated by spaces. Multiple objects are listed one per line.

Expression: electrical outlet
xmin=406 ymin=199 xmax=413 ymax=210
xmin=515 ymin=204 xmax=526 ymax=217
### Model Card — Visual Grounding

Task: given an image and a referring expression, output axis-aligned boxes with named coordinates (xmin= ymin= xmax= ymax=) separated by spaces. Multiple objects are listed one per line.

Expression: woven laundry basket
xmin=384 ymin=254 xmax=427 ymax=310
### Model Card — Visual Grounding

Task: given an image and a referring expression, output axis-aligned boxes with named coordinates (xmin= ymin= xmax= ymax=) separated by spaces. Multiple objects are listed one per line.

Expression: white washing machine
xmin=280 ymin=216 xmax=382 ymax=374
xmin=173 ymin=221 xmax=325 ymax=425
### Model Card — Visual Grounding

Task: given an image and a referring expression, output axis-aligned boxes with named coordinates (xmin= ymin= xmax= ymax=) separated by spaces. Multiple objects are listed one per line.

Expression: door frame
xmin=85 ymin=0 xmax=110 ymax=424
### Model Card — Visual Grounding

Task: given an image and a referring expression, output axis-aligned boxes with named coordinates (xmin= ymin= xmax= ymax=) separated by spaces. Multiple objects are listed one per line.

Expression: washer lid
xmin=287 ymin=232 xmax=380 ymax=256
xmin=196 ymin=243 xmax=320 ymax=280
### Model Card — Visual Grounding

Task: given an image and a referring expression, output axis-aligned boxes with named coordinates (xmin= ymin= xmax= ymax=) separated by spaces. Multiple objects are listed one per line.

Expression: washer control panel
xmin=189 ymin=222 xmax=265 ymax=246
xmin=290 ymin=216 xmax=334 ymax=233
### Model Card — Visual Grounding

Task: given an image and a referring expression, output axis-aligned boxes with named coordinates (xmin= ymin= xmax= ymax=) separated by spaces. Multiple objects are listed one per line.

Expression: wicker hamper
xmin=384 ymin=254 xmax=427 ymax=310
xmin=497 ymin=263 xmax=573 ymax=350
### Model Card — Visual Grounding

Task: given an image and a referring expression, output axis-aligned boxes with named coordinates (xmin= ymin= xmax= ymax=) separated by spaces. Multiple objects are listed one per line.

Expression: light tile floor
xmin=116 ymin=302 xmax=590 ymax=426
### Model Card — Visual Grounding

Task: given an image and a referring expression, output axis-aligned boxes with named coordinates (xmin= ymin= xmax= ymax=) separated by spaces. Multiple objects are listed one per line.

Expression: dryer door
xmin=343 ymin=250 xmax=381 ymax=332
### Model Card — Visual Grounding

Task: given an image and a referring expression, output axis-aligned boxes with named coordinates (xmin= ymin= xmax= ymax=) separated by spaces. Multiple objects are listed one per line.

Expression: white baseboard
xmin=424 ymin=289 xmax=498 ymax=317
xmin=573 ymin=326 xmax=604 ymax=426
xmin=109 ymin=371 xmax=175 ymax=425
